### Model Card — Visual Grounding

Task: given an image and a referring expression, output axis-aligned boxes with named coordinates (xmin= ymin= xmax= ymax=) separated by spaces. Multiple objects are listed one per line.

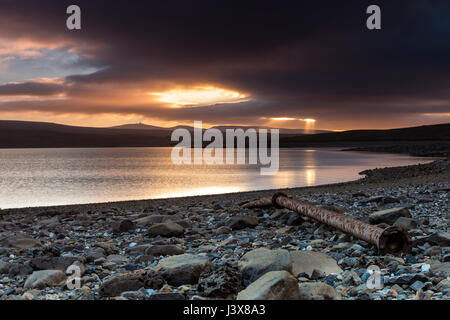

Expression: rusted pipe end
xmin=378 ymin=226 xmax=412 ymax=255
xmin=271 ymin=192 xmax=288 ymax=208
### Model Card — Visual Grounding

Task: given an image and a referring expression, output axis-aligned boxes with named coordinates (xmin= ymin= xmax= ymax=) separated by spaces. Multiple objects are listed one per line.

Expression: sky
xmin=0 ymin=0 xmax=449 ymax=131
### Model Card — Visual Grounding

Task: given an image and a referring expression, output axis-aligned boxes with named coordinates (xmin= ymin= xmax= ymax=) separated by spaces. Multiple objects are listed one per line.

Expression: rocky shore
xmin=0 ymin=159 xmax=449 ymax=300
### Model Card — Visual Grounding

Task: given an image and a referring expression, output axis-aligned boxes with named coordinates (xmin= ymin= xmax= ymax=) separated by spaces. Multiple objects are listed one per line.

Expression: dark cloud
xmin=0 ymin=0 xmax=449 ymax=128
xmin=0 ymin=81 xmax=65 ymax=96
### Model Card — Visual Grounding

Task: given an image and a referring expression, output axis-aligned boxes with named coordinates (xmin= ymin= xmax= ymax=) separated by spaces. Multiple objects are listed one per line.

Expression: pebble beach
xmin=0 ymin=159 xmax=449 ymax=300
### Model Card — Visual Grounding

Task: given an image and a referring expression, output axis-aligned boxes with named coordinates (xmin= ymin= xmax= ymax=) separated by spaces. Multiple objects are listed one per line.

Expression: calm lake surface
xmin=0 ymin=147 xmax=435 ymax=209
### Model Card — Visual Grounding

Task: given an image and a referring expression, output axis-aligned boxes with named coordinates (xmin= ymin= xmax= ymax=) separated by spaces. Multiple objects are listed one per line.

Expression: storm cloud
xmin=0 ymin=0 xmax=449 ymax=129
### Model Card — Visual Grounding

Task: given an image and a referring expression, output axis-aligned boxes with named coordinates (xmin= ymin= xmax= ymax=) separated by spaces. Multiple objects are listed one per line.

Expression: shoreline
xmin=2 ymin=158 xmax=448 ymax=215
xmin=0 ymin=159 xmax=448 ymax=301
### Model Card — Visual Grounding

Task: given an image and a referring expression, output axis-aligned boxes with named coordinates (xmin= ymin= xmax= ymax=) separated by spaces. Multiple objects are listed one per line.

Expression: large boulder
xmin=290 ymin=251 xmax=342 ymax=277
xmin=238 ymin=248 xmax=292 ymax=286
xmin=237 ymin=271 xmax=300 ymax=300
xmin=24 ymin=270 xmax=66 ymax=289
xmin=147 ymin=221 xmax=184 ymax=238
xmin=154 ymin=254 xmax=211 ymax=286
xmin=297 ymin=282 xmax=341 ymax=300
xmin=369 ymin=207 xmax=411 ymax=225
xmin=100 ymin=268 xmax=165 ymax=297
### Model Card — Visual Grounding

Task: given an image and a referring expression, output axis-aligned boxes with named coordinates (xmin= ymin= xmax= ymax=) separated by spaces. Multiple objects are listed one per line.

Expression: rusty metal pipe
xmin=245 ymin=192 xmax=412 ymax=255
xmin=242 ymin=197 xmax=273 ymax=209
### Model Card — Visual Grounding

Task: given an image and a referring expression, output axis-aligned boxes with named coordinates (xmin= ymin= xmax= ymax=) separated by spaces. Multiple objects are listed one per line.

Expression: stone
xmin=24 ymin=270 xmax=66 ymax=289
xmin=0 ymin=260 xmax=9 ymax=274
xmin=95 ymin=242 xmax=120 ymax=255
xmin=125 ymin=244 xmax=151 ymax=255
xmin=290 ymin=251 xmax=342 ymax=277
xmin=393 ymin=217 xmax=418 ymax=231
xmin=424 ymin=232 xmax=450 ymax=247
xmin=197 ymin=263 xmax=243 ymax=298
xmin=369 ymin=207 xmax=411 ymax=225
xmin=0 ymin=233 xmax=42 ymax=249
xmin=134 ymin=215 xmax=181 ymax=226
xmin=410 ymin=281 xmax=425 ymax=292
xmin=147 ymin=221 xmax=184 ymax=238
xmin=145 ymin=244 xmax=184 ymax=257
xmin=112 ymin=219 xmax=135 ymax=233
xmin=238 ymin=248 xmax=292 ymax=286
xmin=435 ymin=279 xmax=450 ymax=291
xmin=297 ymin=282 xmax=341 ymax=300
xmin=286 ymin=213 xmax=304 ymax=226
xmin=424 ymin=246 xmax=442 ymax=257
xmin=154 ymin=254 xmax=211 ymax=286
xmin=106 ymin=254 xmax=129 ymax=264
xmin=227 ymin=216 xmax=258 ymax=230
xmin=84 ymin=248 xmax=106 ymax=262
xmin=94 ymin=257 xmax=106 ymax=265
xmin=135 ymin=255 xmax=155 ymax=264
xmin=236 ymin=271 xmax=300 ymax=300
xmin=30 ymin=256 xmax=80 ymax=271
xmin=9 ymin=263 xmax=33 ymax=277
xmin=431 ymin=262 xmax=450 ymax=277
xmin=387 ymin=273 xmax=429 ymax=285
xmin=99 ymin=268 xmax=165 ymax=297
xmin=216 ymin=226 xmax=232 ymax=235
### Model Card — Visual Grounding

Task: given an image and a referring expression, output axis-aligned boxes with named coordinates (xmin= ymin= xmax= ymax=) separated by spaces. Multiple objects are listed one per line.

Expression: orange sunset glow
xmin=0 ymin=1 xmax=448 ymax=131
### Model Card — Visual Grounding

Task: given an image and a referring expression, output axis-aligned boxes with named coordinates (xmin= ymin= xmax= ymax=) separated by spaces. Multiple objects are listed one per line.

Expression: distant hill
xmin=279 ymin=123 xmax=450 ymax=157
xmin=279 ymin=123 xmax=450 ymax=146
xmin=110 ymin=123 xmax=167 ymax=130
xmin=0 ymin=120 xmax=172 ymax=148
xmin=0 ymin=120 xmax=448 ymax=152
xmin=111 ymin=123 xmax=329 ymax=135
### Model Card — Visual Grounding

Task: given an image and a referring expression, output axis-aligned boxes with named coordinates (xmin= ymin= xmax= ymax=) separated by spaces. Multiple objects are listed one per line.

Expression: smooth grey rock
xmin=431 ymin=262 xmax=450 ymax=277
xmin=393 ymin=217 xmax=418 ymax=231
xmin=290 ymin=251 xmax=342 ymax=277
xmin=237 ymin=271 xmax=300 ymax=300
xmin=0 ymin=260 xmax=9 ymax=274
xmin=106 ymin=254 xmax=129 ymax=264
xmin=147 ymin=221 xmax=184 ymax=238
xmin=297 ymin=282 xmax=341 ymax=300
xmin=145 ymin=244 xmax=184 ymax=257
xmin=227 ymin=216 xmax=258 ymax=230
xmin=134 ymin=215 xmax=181 ymax=226
xmin=24 ymin=270 xmax=66 ymax=289
xmin=99 ymin=268 xmax=165 ymax=297
xmin=369 ymin=207 xmax=411 ymax=225
xmin=238 ymin=248 xmax=292 ymax=286
xmin=155 ymin=254 xmax=211 ymax=286
xmin=425 ymin=232 xmax=450 ymax=247
xmin=0 ymin=233 xmax=42 ymax=249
